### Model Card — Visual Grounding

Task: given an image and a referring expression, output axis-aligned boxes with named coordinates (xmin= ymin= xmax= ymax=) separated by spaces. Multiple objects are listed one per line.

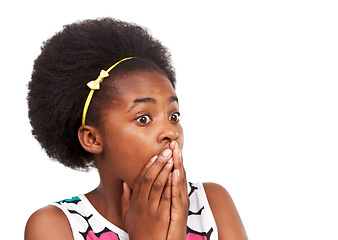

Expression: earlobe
xmin=78 ymin=125 xmax=103 ymax=154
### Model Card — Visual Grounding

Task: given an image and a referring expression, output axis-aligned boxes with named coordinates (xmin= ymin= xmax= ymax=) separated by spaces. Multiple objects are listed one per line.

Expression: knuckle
xmin=161 ymin=192 xmax=170 ymax=201
xmin=143 ymin=172 xmax=153 ymax=183
xmin=135 ymin=201 xmax=143 ymax=210
xmin=172 ymin=190 xmax=182 ymax=199
xmin=153 ymin=180 xmax=163 ymax=190
xmin=155 ymin=157 xmax=164 ymax=165
xmin=155 ymin=213 xmax=164 ymax=222
xmin=165 ymin=162 xmax=173 ymax=170
xmin=147 ymin=207 xmax=156 ymax=216
xmin=136 ymin=176 xmax=143 ymax=184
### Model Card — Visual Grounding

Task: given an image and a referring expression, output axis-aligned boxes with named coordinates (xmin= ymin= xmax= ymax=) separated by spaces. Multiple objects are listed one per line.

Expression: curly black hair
xmin=27 ymin=18 xmax=176 ymax=170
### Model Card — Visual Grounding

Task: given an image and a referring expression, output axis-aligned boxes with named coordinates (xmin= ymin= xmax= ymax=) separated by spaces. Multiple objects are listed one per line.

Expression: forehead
xmin=113 ymin=71 xmax=176 ymax=100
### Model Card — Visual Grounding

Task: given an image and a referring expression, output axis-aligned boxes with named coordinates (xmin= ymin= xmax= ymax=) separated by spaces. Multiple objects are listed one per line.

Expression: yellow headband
xmin=82 ymin=57 xmax=135 ymax=125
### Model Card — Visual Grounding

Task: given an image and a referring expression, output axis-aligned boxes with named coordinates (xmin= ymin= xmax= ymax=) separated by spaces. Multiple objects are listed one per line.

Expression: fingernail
xmin=167 ymin=158 xmax=173 ymax=164
xmin=123 ymin=182 xmax=129 ymax=190
xmin=176 ymin=170 xmax=180 ymax=179
xmin=175 ymin=142 xmax=179 ymax=149
xmin=162 ymin=149 xmax=171 ymax=157
xmin=150 ymin=155 xmax=157 ymax=164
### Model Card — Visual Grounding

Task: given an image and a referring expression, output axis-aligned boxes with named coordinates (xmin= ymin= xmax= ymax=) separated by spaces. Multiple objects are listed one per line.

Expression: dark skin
xmin=25 ymin=71 xmax=247 ymax=239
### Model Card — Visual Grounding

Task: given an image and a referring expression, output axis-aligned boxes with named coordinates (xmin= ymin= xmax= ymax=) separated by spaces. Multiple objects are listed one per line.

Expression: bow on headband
xmin=82 ymin=57 xmax=135 ymax=125
xmin=87 ymin=70 xmax=110 ymax=90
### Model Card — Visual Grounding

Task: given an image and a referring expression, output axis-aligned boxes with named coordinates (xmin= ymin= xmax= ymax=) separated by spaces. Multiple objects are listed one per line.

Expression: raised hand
xmin=167 ymin=141 xmax=189 ymax=240
xmin=121 ymin=147 xmax=174 ymax=240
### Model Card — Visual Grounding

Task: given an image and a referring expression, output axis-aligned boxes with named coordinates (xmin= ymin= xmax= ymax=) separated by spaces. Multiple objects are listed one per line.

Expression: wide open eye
xmin=169 ymin=112 xmax=180 ymax=122
xmin=136 ymin=115 xmax=152 ymax=125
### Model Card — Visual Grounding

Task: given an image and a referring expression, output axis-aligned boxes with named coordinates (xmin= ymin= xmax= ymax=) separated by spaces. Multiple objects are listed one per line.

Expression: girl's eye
xmin=136 ymin=115 xmax=151 ymax=125
xmin=169 ymin=112 xmax=180 ymax=122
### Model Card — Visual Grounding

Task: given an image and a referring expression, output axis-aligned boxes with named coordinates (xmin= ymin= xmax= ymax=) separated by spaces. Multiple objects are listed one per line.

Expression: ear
xmin=78 ymin=125 xmax=103 ymax=154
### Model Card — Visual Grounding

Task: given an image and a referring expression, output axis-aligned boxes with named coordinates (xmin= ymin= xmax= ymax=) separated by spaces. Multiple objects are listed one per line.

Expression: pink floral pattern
xmin=86 ymin=230 xmax=119 ymax=240
xmin=186 ymin=232 xmax=207 ymax=240
xmin=55 ymin=183 xmax=215 ymax=240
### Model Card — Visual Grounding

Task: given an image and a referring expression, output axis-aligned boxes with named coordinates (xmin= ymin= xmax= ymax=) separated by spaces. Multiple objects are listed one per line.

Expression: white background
xmin=1 ymin=0 xmax=337 ymax=239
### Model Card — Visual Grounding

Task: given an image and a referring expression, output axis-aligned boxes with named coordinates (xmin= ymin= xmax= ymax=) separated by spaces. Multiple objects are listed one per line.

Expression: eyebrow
xmin=134 ymin=97 xmax=156 ymax=104
xmin=170 ymin=96 xmax=179 ymax=103
xmin=127 ymin=96 xmax=178 ymax=112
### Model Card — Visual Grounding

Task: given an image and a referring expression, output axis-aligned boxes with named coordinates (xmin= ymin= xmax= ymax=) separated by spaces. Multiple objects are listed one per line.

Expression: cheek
xmin=122 ymin=128 xmax=155 ymax=155
xmin=113 ymin=128 xmax=156 ymax=179
xmin=177 ymin=125 xmax=184 ymax=150
xmin=122 ymin=142 xmax=156 ymax=188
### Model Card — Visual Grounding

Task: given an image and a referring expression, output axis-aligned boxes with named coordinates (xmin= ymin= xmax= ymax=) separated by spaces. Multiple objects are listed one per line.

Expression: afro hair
xmin=27 ymin=18 xmax=176 ymax=170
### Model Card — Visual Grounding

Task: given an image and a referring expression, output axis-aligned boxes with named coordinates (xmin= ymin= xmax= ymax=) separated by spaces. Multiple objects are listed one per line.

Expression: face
xmin=97 ymin=71 xmax=183 ymax=188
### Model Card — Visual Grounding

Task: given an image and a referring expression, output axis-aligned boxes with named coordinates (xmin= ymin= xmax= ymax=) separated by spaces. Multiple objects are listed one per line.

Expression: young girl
xmin=25 ymin=18 xmax=247 ymax=240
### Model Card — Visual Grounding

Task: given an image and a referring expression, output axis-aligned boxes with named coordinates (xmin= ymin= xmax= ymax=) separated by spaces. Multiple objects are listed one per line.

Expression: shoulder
xmin=25 ymin=205 xmax=73 ymax=240
xmin=203 ymin=182 xmax=248 ymax=240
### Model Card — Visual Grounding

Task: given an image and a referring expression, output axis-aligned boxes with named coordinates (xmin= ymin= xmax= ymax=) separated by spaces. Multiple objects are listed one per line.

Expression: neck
xmin=85 ymin=171 xmax=126 ymax=231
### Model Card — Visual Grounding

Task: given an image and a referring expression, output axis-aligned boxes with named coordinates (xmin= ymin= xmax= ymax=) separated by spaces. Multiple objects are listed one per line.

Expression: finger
xmin=138 ymin=148 xmax=173 ymax=201
xmin=169 ymin=140 xmax=177 ymax=151
xmin=171 ymin=169 xmax=182 ymax=213
xmin=178 ymin=150 xmax=187 ymax=190
xmin=178 ymin=149 xmax=189 ymax=209
xmin=148 ymin=157 xmax=174 ymax=207
xmin=158 ymin=173 xmax=172 ymax=213
xmin=121 ymin=182 xmax=132 ymax=220
xmin=132 ymin=155 xmax=157 ymax=200
xmin=173 ymin=147 xmax=189 ymax=208
xmin=172 ymin=148 xmax=184 ymax=179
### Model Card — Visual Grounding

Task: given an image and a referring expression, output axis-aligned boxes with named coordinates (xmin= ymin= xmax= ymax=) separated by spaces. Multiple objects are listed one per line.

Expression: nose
xmin=157 ymin=119 xmax=179 ymax=143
